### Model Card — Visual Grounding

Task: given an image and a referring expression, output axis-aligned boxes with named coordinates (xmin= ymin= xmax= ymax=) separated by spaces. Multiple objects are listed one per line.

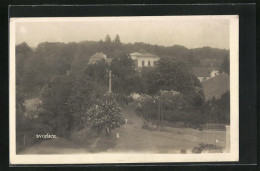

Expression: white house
xmin=129 ymin=52 xmax=159 ymax=67
xmin=192 ymin=67 xmax=220 ymax=82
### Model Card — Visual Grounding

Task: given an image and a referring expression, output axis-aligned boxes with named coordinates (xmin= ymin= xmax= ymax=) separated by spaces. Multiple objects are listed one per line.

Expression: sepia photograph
xmin=9 ymin=16 xmax=239 ymax=164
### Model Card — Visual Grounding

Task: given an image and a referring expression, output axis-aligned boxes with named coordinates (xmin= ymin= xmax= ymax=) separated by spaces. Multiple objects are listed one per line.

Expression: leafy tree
xmin=135 ymin=90 xmax=199 ymax=127
xmin=157 ymin=90 xmax=190 ymax=124
xmin=16 ymin=42 xmax=33 ymax=55
xmin=66 ymin=73 xmax=107 ymax=130
xmin=110 ymin=53 xmax=140 ymax=95
xmin=16 ymin=42 xmax=33 ymax=86
xmin=39 ymin=75 xmax=72 ymax=137
xmin=16 ymin=86 xmax=27 ymax=131
xmin=220 ymin=54 xmax=230 ymax=74
xmin=135 ymin=94 xmax=157 ymax=121
xmin=140 ymin=57 xmax=204 ymax=105
xmin=86 ymin=92 xmax=124 ymax=136
xmin=200 ymin=91 xmax=230 ymax=124
xmin=84 ymin=59 xmax=110 ymax=85
xmin=39 ymin=71 xmax=108 ymax=135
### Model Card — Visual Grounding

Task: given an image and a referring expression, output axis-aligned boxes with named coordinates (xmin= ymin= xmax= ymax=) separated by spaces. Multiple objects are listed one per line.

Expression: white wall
xmin=137 ymin=57 xmax=159 ymax=67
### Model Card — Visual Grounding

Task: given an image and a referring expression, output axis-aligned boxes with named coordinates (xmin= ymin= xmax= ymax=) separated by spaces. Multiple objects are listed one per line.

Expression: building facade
xmin=129 ymin=52 xmax=159 ymax=68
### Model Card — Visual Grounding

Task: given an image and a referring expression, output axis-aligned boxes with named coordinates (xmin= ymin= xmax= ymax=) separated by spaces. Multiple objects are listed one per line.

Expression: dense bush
xmin=110 ymin=53 xmax=141 ymax=95
xmin=86 ymin=92 xmax=125 ymax=135
xmin=135 ymin=90 xmax=197 ymax=125
xmin=139 ymin=57 xmax=204 ymax=105
xmin=134 ymin=89 xmax=228 ymax=127
xmin=200 ymin=91 xmax=230 ymax=124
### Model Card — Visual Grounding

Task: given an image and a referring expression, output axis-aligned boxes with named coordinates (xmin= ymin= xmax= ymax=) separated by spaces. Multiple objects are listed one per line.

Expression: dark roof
xmin=202 ymin=74 xmax=229 ymax=100
xmin=192 ymin=67 xmax=215 ymax=77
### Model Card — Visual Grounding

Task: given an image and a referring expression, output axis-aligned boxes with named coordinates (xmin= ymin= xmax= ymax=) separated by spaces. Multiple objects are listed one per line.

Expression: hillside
xmin=202 ymin=74 xmax=230 ymax=100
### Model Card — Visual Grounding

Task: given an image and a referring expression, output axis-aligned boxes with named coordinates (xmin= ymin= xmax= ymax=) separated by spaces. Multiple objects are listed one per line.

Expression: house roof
xmin=192 ymin=67 xmax=215 ymax=77
xmin=88 ymin=52 xmax=107 ymax=64
xmin=130 ymin=52 xmax=159 ymax=59
xmin=202 ymin=74 xmax=229 ymax=100
xmin=91 ymin=52 xmax=106 ymax=59
xmin=88 ymin=52 xmax=113 ymax=65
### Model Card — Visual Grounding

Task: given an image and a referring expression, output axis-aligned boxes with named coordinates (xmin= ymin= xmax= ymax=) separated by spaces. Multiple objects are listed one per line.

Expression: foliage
xmin=86 ymin=92 xmax=124 ymax=135
xmin=110 ymin=53 xmax=140 ymax=95
xmin=156 ymin=57 xmax=201 ymax=94
xmin=66 ymin=73 xmax=107 ymax=130
xmin=134 ymin=89 xmax=209 ymax=126
xmin=135 ymin=94 xmax=157 ymax=120
xmin=157 ymin=90 xmax=192 ymax=123
xmin=16 ymin=86 xmax=27 ymax=131
xmin=84 ymin=59 xmax=110 ymax=85
xmin=135 ymin=90 xmax=190 ymax=123
xmin=220 ymin=54 xmax=230 ymax=74
xmin=140 ymin=57 xmax=204 ymax=106
xmin=39 ymin=75 xmax=72 ymax=137
xmin=200 ymin=91 xmax=230 ymax=124
xmin=16 ymin=38 xmax=228 ymax=98
xmin=39 ymin=71 xmax=109 ymax=136
xmin=15 ymin=36 xmax=229 ymax=139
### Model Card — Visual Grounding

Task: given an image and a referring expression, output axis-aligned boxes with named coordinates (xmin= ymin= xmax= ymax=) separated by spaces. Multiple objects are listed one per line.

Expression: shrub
xmin=86 ymin=92 xmax=125 ymax=136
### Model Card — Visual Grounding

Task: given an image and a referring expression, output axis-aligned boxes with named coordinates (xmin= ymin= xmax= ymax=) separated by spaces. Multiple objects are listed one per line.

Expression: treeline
xmin=16 ymin=35 xmax=229 ymax=97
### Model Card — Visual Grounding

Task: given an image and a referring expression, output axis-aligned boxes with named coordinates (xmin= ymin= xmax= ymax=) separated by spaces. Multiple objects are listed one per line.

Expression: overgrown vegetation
xmin=15 ymin=34 xmax=230 ymax=152
xmin=86 ymin=92 xmax=125 ymax=136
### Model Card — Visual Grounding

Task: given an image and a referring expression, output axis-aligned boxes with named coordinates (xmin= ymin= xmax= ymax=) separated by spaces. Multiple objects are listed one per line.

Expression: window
xmin=142 ymin=61 xmax=144 ymax=67
xmin=148 ymin=61 xmax=150 ymax=66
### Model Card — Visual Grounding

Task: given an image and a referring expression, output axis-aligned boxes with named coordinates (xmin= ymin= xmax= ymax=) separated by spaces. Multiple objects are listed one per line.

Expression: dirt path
xmin=108 ymin=107 xmax=226 ymax=153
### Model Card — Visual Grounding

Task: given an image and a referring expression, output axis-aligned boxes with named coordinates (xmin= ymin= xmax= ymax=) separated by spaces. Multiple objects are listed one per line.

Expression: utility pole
xmin=108 ymin=70 xmax=112 ymax=93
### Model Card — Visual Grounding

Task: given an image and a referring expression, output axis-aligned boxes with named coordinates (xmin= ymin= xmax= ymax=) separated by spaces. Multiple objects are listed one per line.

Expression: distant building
xmin=192 ymin=67 xmax=220 ymax=82
xmin=129 ymin=52 xmax=159 ymax=68
xmin=88 ymin=52 xmax=112 ymax=65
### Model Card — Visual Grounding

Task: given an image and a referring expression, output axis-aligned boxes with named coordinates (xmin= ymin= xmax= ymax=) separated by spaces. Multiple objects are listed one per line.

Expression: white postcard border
xmin=9 ymin=15 xmax=239 ymax=164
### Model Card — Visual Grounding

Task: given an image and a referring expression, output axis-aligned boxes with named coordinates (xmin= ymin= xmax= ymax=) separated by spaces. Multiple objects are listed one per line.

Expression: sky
xmin=15 ymin=16 xmax=230 ymax=49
